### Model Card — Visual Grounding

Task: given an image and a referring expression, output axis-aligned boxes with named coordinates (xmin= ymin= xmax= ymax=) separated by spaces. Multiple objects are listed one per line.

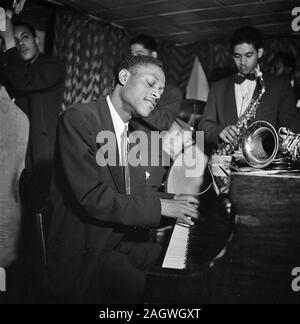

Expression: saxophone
xmin=217 ymin=66 xmax=266 ymax=155
xmin=278 ymin=127 xmax=300 ymax=161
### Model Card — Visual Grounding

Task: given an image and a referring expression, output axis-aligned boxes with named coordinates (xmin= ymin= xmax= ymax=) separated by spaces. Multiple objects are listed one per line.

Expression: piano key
xmin=162 ymin=223 xmax=190 ymax=269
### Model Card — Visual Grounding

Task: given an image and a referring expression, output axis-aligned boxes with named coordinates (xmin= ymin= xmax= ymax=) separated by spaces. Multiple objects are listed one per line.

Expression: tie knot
xmin=122 ymin=124 xmax=129 ymax=137
xmin=234 ymin=73 xmax=256 ymax=84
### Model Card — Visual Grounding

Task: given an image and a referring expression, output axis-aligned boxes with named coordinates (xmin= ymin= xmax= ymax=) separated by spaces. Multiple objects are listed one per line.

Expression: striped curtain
xmin=159 ymin=35 xmax=300 ymax=92
xmin=53 ymin=8 xmax=129 ymax=109
xmin=158 ymin=43 xmax=195 ymax=96
xmin=52 ymin=7 xmax=300 ymax=105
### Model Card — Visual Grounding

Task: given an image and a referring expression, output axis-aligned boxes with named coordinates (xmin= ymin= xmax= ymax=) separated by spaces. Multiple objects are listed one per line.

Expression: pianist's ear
xmin=150 ymin=51 xmax=158 ymax=59
xmin=118 ymin=69 xmax=130 ymax=85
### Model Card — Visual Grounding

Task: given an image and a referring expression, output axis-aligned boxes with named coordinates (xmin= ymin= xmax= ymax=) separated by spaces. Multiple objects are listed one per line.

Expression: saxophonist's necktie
xmin=120 ymin=125 xmax=130 ymax=195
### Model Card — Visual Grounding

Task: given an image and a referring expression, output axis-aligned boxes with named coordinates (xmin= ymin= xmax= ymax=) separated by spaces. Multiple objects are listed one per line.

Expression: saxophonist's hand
xmin=219 ymin=125 xmax=239 ymax=145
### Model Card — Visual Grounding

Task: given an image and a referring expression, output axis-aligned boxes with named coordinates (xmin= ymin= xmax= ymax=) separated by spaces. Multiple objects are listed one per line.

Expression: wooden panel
xmin=162 ymin=12 xmax=206 ymax=24
xmin=176 ymin=0 xmax=219 ymax=10
xmin=228 ymin=3 xmax=271 ymax=16
xmin=40 ymin=0 xmax=299 ymax=43
xmin=68 ymin=0 xmax=106 ymax=12
xmin=213 ymin=172 xmax=300 ymax=303
xmin=98 ymin=1 xmax=187 ymax=18
xmin=194 ymin=7 xmax=241 ymax=19
xmin=229 ymin=172 xmax=300 ymax=223
xmin=267 ymin=0 xmax=300 ymax=12
xmin=219 ymin=0 xmax=266 ymax=4
xmin=246 ymin=13 xmax=290 ymax=25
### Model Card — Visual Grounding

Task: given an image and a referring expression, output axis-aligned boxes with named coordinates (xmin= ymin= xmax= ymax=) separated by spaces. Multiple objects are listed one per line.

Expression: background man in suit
xmin=0 ymin=11 xmax=66 ymax=212
xmin=48 ymin=55 xmax=199 ymax=303
xmin=199 ymin=27 xmax=300 ymax=152
xmin=271 ymin=51 xmax=300 ymax=110
xmin=129 ymin=34 xmax=183 ymax=192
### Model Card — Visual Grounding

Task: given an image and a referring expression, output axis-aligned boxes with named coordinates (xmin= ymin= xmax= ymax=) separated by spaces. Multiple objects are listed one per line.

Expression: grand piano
xmin=146 ymin=171 xmax=300 ymax=304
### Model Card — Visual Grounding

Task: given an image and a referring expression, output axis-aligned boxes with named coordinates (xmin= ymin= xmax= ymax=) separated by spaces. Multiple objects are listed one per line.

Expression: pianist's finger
xmin=160 ymin=199 xmax=199 ymax=221
xmin=179 ymin=202 xmax=199 ymax=219
xmin=178 ymin=216 xmax=195 ymax=226
xmin=174 ymin=194 xmax=199 ymax=205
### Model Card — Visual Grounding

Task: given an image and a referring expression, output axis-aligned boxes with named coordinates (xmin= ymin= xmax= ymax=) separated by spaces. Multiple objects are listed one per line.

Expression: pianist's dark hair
xmin=230 ymin=26 xmax=262 ymax=53
xmin=113 ymin=54 xmax=164 ymax=87
xmin=13 ymin=20 xmax=37 ymax=38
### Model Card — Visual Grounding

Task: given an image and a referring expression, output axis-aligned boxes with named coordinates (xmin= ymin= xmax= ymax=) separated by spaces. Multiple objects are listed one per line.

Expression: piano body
xmin=145 ymin=188 xmax=235 ymax=303
xmin=146 ymin=172 xmax=300 ymax=303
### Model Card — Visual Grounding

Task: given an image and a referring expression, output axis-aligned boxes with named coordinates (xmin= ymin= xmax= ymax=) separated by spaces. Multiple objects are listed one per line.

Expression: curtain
xmin=160 ymin=35 xmax=300 ymax=92
xmin=158 ymin=43 xmax=195 ymax=95
xmin=53 ymin=8 xmax=129 ymax=109
xmin=52 ymin=7 xmax=300 ymax=105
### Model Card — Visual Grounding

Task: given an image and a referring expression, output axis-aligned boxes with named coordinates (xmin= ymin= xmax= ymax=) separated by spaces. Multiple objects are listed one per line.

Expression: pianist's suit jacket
xmin=47 ymin=98 xmax=171 ymax=301
xmin=199 ymin=73 xmax=300 ymax=150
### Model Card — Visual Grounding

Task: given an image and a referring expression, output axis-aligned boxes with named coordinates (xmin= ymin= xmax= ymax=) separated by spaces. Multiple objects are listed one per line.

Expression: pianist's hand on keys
xmin=160 ymin=195 xmax=199 ymax=226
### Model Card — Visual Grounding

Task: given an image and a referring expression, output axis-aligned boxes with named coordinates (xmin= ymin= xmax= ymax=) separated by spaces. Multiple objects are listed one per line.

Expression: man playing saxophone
xmin=199 ymin=26 xmax=300 ymax=154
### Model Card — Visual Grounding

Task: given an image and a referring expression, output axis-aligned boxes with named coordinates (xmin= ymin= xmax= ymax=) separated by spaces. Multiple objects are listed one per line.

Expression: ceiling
xmin=2 ymin=0 xmax=300 ymax=44
xmin=56 ymin=0 xmax=300 ymax=44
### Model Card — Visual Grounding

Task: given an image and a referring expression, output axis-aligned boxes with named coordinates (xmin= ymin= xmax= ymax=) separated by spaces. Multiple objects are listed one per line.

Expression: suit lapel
xmin=224 ymin=76 xmax=260 ymax=124
xmin=224 ymin=76 xmax=238 ymax=124
xmin=96 ymin=98 xmax=125 ymax=194
xmin=252 ymin=80 xmax=260 ymax=101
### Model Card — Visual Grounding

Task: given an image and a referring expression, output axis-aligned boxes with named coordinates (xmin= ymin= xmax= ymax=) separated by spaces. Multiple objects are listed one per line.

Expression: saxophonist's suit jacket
xmin=199 ymin=73 xmax=300 ymax=150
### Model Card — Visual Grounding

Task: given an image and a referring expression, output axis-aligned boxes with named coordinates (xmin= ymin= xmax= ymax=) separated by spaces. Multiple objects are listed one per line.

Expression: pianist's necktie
xmin=121 ymin=125 xmax=131 ymax=195
xmin=234 ymin=73 xmax=256 ymax=84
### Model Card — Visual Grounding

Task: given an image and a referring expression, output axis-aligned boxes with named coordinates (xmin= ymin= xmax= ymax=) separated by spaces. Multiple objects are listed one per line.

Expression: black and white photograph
xmin=1 ymin=0 xmax=300 ymax=306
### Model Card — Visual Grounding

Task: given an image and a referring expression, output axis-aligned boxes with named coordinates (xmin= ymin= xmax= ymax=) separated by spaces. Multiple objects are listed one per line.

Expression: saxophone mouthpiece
xmin=254 ymin=65 xmax=263 ymax=78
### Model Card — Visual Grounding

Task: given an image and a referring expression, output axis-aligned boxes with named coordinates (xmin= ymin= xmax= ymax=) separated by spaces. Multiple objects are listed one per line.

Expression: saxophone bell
xmin=241 ymin=121 xmax=279 ymax=168
xmin=241 ymin=120 xmax=300 ymax=168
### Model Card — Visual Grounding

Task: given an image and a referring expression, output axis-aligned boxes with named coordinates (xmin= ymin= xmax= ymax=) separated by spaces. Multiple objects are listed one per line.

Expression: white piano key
xmin=162 ymin=223 xmax=190 ymax=269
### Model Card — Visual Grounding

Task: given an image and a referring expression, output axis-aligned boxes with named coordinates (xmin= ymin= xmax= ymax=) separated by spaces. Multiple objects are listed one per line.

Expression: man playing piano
xmin=47 ymin=54 xmax=199 ymax=304
xmin=129 ymin=34 xmax=183 ymax=192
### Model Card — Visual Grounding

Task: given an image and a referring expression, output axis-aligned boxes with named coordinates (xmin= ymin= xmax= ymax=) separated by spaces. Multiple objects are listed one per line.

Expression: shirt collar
xmin=106 ymin=95 xmax=128 ymax=140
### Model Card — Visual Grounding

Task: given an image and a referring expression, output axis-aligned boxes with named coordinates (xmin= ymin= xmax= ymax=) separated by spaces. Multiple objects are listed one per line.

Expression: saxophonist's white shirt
xmin=235 ymin=79 xmax=257 ymax=117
